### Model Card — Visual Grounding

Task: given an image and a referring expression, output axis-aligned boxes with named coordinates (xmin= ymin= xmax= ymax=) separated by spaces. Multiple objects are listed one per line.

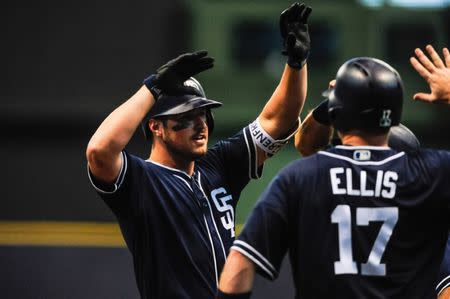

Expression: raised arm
xmin=294 ymin=105 xmax=333 ymax=157
xmin=294 ymin=79 xmax=336 ymax=157
xmin=86 ymin=51 xmax=214 ymax=183
xmin=256 ymin=3 xmax=312 ymax=165
xmin=410 ymin=45 xmax=450 ymax=105
xmin=86 ymin=87 xmax=155 ymax=183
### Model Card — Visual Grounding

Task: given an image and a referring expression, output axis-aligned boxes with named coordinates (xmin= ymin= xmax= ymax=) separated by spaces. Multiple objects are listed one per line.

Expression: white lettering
xmin=360 ymin=171 xmax=374 ymax=196
xmin=381 ymin=171 xmax=398 ymax=199
xmin=211 ymin=187 xmax=235 ymax=237
xmin=346 ymin=168 xmax=361 ymax=196
xmin=329 ymin=168 xmax=398 ymax=199
xmin=375 ymin=170 xmax=383 ymax=197
xmin=330 ymin=168 xmax=346 ymax=195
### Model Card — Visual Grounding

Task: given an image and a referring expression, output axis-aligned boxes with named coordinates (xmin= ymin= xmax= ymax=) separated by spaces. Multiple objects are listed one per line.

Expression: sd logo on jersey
xmin=211 ymin=187 xmax=235 ymax=237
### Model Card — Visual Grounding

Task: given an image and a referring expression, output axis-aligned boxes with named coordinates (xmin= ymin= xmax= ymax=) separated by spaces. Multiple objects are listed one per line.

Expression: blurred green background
xmin=2 ymin=0 xmax=449 ymax=224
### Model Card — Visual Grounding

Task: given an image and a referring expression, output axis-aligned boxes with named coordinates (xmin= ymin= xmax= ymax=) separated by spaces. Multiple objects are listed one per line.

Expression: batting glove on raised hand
xmin=143 ymin=50 xmax=214 ymax=100
xmin=280 ymin=2 xmax=312 ymax=69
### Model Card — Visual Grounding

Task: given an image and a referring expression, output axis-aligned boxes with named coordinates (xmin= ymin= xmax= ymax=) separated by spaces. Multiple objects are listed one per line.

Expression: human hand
xmin=144 ymin=50 xmax=214 ymax=99
xmin=410 ymin=45 xmax=450 ymax=105
xmin=279 ymin=2 xmax=312 ymax=69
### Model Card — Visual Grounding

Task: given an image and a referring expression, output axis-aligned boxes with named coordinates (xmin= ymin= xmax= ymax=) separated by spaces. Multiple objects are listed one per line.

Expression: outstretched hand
xmin=279 ymin=2 xmax=312 ymax=69
xmin=144 ymin=50 xmax=214 ymax=98
xmin=410 ymin=45 xmax=450 ymax=105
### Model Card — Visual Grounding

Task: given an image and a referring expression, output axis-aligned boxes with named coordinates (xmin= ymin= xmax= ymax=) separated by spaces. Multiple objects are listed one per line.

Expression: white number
xmin=331 ymin=205 xmax=398 ymax=276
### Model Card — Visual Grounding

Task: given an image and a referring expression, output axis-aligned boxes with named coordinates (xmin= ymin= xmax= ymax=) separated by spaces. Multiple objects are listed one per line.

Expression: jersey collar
xmin=336 ymin=145 xmax=391 ymax=150
xmin=146 ymin=159 xmax=198 ymax=179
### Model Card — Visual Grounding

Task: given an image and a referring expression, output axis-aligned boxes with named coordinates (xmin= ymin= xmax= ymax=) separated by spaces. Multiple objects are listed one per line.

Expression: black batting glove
xmin=312 ymin=99 xmax=331 ymax=125
xmin=143 ymin=50 xmax=214 ymax=100
xmin=280 ymin=2 xmax=312 ymax=69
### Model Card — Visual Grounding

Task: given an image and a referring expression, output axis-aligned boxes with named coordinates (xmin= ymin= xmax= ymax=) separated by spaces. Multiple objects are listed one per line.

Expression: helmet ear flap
xmin=206 ymin=110 xmax=215 ymax=136
xmin=141 ymin=119 xmax=151 ymax=140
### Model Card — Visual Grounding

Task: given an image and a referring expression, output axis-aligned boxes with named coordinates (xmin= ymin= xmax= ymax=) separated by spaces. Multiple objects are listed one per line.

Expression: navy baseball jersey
xmin=437 ymin=235 xmax=450 ymax=296
xmin=88 ymin=126 xmax=262 ymax=298
xmin=234 ymin=145 xmax=450 ymax=299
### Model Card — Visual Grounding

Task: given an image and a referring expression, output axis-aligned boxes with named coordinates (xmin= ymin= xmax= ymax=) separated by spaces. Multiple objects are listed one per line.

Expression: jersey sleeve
xmin=230 ymin=171 xmax=293 ymax=280
xmin=87 ymin=151 xmax=146 ymax=250
xmin=203 ymin=125 xmax=262 ymax=196
xmin=437 ymin=235 xmax=450 ymax=297
xmin=87 ymin=151 xmax=128 ymax=197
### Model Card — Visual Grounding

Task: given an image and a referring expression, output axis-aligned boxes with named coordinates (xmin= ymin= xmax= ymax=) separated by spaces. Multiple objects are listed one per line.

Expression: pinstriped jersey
xmin=88 ymin=126 xmax=262 ymax=299
xmin=234 ymin=145 xmax=450 ymax=299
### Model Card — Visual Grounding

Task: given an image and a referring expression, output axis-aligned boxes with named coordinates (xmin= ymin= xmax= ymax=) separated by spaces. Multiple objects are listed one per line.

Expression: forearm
xmin=90 ymin=86 xmax=154 ymax=150
xmin=259 ymin=64 xmax=307 ymax=139
xmin=86 ymin=85 xmax=154 ymax=181
xmin=294 ymin=111 xmax=333 ymax=157
xmin=219 ymin=250 xmax=256 ymax=294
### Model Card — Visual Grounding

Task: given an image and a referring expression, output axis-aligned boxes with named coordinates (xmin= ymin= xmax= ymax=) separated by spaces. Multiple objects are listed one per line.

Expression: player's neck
xmin=149 ymin=148 xmax=196 ymax=176
xmin=340 ymin=132 xmax=389 ymax=147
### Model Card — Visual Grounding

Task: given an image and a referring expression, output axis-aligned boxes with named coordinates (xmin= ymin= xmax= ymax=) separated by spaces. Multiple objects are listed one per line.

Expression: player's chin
xmin=192 ymin=145 xmax=208 ymax=157
xmin=188 ymin=143 xmax=208 ymax=159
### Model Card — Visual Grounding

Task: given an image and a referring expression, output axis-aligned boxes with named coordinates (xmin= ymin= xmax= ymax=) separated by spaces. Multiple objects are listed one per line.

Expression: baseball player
xmin=295 ymin=85 xmax=450 ymax=299
xmin=217 ymin=57 xmax=450 ymax=299
xmin=410 ymin=44 xmax=450 ymax=299
xmin=86 ymin=3 xmax=312 ymax=298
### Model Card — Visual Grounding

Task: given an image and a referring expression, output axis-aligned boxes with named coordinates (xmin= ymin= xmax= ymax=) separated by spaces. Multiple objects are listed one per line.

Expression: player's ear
xmin=149 ymin=119 xmax=163 ymax=137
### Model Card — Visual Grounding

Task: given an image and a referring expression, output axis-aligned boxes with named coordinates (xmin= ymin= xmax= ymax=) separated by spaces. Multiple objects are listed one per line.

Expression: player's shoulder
xmin=123 ymin=151 xmax=153 ymax=168
xmin=278 ymin=154 xmax=320 ymax=179
xmin=409 ymin=148 xmax=450 ymax=167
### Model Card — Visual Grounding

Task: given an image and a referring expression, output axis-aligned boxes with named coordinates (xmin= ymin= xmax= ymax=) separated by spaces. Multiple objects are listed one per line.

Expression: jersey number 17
xmin=331 ymin=205 xmax=399 ymax=276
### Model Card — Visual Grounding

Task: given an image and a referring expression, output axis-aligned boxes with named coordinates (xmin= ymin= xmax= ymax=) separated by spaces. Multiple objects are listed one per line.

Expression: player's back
xmin=287 ymin=145 xmax=450 ymax=299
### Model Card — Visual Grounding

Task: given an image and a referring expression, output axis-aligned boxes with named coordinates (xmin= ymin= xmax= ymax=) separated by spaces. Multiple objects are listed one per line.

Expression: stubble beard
xmin=163 ymin=137 xmax=207 ymax=162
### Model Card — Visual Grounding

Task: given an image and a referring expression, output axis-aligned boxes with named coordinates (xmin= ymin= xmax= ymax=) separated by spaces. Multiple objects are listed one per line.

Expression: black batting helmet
xmin=388 ymin=123 xmax=420 ymax=152
xmin=141 ymin=77 xmax=222 ymax=140
xmin=327 ymin=57 xmax=403 ymax=134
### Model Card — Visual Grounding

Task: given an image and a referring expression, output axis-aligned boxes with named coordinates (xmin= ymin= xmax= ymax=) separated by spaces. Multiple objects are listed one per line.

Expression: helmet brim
xmin=148 ymin=94 xmax=222 ymax=119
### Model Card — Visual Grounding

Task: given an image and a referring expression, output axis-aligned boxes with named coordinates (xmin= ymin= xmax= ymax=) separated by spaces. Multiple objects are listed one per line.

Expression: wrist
xmin=287 ymin=57 xmax=307 ymax=69
xmin=143 ymin=74 xmax=161 ymax=101
xmin=312 ymin=99 xmax=331 ymax=125
xmin=216 ymin=289 xmax=251 ymax=299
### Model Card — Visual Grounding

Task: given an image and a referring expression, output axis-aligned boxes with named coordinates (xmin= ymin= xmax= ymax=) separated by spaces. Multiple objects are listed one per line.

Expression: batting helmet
xmin=141 ymin=77 xmax=222 ymax=140
xmin=327 ymin=57 xmax=403 ymax=134
xmin=388 ymin=123 xmax=420 ymax=152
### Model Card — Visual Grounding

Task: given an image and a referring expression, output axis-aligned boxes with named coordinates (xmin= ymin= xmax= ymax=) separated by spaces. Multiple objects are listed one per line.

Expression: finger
xmin=414 ymin=48 xmax=436 ymax=73
xmin=191 ymin=50 xmax=208 ymax=58
xmin=289 ymin=3 xmax=302 ymax=22
xmin=328 ymin=79 xmax=336 ymax=89
xmin=425 ymin=44 xmax=445 ymax=68
xmin=194 ymin=58 xmax=214 ymax=70
xmin=410 ymin=56 xmax=431 ymax=79
xmin=300 ymin=6 xmax=312 ymax=23
xmin=283 ymin=2 xmax=299 ymax=18
xmin=188 ymin=59 xmax=214 ymax=76
xmin=413 ymin=92 xmax=434 ymax=102
xmin=443 ymin=48 xmax=450 ymax=68
xmin=181 ymin=50 xmax=208 ymax=63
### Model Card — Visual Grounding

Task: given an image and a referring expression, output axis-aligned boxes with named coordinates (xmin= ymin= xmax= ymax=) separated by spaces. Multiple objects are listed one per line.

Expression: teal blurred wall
xmin=187 ymin=0 xmax=449 ymax=148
